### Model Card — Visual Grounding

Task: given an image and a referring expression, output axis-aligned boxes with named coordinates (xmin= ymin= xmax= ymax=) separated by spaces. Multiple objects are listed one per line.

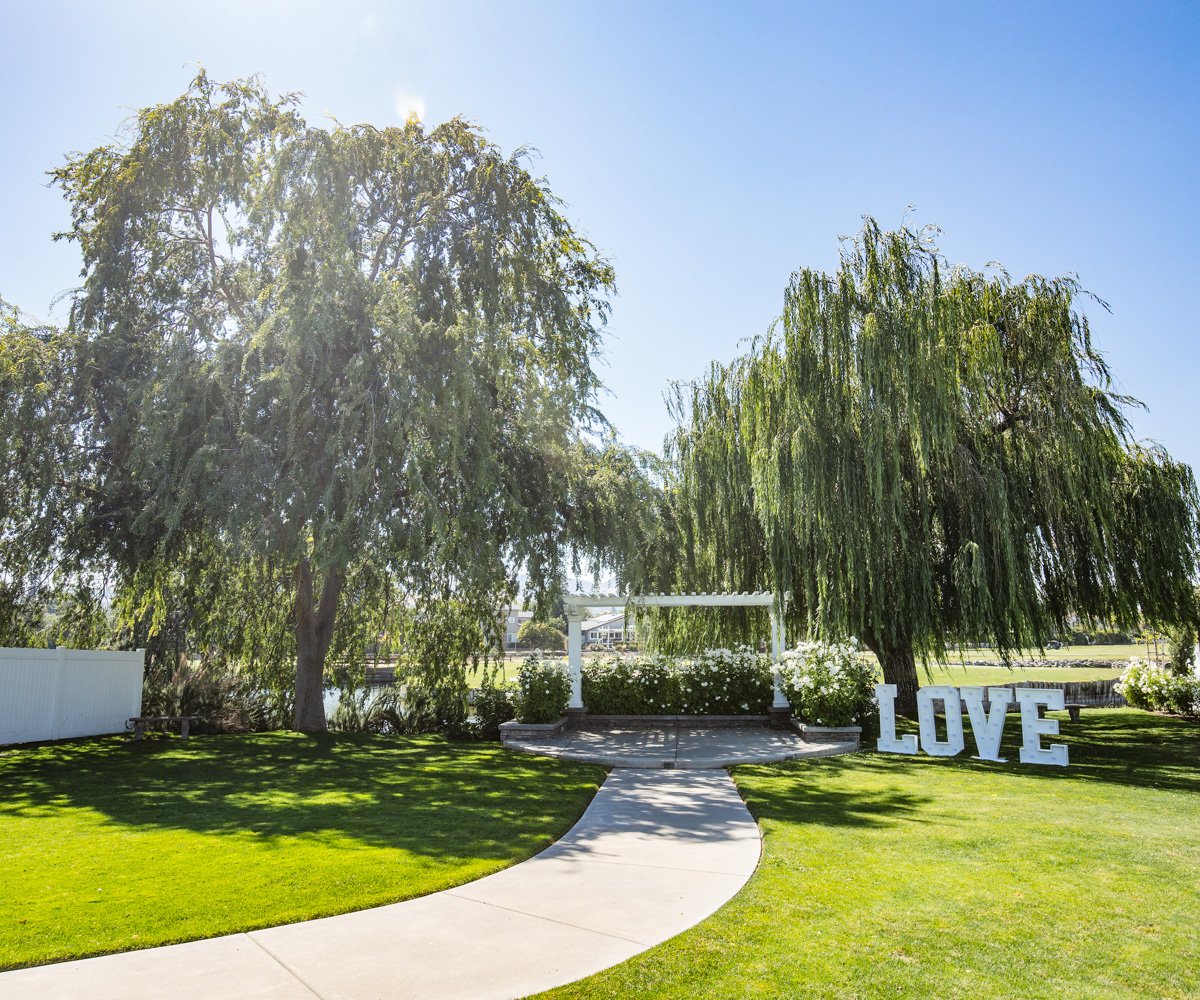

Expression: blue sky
xmin=2 ymin=1 xmax=1197 ymax=472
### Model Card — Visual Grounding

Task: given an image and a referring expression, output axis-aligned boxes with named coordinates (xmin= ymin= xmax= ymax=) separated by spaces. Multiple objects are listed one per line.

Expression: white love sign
xmin=875 ymin=683 xmax=1069 ymax=766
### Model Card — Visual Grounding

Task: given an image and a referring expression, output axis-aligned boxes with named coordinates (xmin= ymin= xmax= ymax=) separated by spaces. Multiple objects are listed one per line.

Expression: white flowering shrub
xmin=513 ymin=656 xmax=570 ymax=723
xmin=678 ymin=647 xmax=773 ymax=715
xmin=581 ymin=648 xmax=772 ymax=715
xmin=582 ymin=654 xmax=679 ymax=714
xmin=777 ymin=639 xmax=876 ymax=727
xmin=1117 ymin=657 xmax=1200 ymax=716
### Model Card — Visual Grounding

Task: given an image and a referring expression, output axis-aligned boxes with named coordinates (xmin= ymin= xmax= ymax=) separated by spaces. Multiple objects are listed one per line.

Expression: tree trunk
xmin=293 ymin=558 xmax=344 ymax=733
xmin=865 ymin=634 xmax=920 ymax=718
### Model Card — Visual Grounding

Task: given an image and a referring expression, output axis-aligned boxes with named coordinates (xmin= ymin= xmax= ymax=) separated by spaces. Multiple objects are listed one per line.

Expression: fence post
xmin=48 ymin=646 xmax=68 ymax=741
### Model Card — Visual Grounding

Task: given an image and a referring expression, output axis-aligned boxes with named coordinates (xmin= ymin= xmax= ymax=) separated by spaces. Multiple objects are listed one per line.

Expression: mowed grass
xmin=914 ymin=661 xmax=1124 ymax=685
xmin=538 ymin=710 xmax=1199 ymax=1000
xmin=0 ymin=732 xmax=603 ymax=971
xmin=945 ymin=643 xmax=1142 ymax=663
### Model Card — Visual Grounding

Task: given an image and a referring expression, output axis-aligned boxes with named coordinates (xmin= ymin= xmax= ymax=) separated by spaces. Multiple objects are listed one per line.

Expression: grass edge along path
xmin=535 ymin=709 xmax=1199 ymax=1000
xmin=0 ymin=732 xmax=605 ymax=971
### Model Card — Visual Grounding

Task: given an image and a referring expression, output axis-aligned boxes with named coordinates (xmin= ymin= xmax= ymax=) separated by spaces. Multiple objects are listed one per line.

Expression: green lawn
xmin=913 ymin=661 xmax=1124 ymax=685
xmin=538 ymin=710 xmax=1199 ymax=999
xmin=0 ymin=732 xmax=603 ymax=971
xmin=945 ymin=643 xmax=1143 ymax=663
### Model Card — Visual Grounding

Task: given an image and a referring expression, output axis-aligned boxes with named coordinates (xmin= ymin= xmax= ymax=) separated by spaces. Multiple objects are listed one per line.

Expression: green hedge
xmin=514 ymin=658 xmax=570 ymax=723
xmin=582 ymin=649 xmax=772 ymax=715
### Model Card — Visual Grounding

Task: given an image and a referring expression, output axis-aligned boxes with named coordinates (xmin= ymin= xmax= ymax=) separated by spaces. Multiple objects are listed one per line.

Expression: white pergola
xmin=563 ymin=591 xmax=790 ymax=712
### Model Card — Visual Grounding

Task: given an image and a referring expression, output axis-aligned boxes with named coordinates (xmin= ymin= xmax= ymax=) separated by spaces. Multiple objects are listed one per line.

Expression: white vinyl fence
xmin=0 ymin=647 xmax=145 ymax=745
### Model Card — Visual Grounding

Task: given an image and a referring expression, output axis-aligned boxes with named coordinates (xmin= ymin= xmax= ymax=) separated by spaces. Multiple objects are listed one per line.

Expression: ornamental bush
xmin=582 ymin=654 xmax=680 ymax=714
xmin=513 ymin=656 xmax=570 ymax=723
xmin=1116 ymin=657 xmax=1200 ymax=716
xmin=473 ymin=681 xmax=516 ymax=738
xmin=516 ymin=619 xmax=567 ymax=651
xmin=777 ymin=640 xmax=876 ymax=728
xmin=581 ymin=648 xmax=773 ymax=715
xmin=677 ymin=647 xmax=774 ymax=715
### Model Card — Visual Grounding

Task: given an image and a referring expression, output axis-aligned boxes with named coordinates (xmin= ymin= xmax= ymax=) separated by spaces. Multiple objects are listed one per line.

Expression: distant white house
xmin=502 ymin=607 xmax=535 ymax=648
xmin=581 ymin=611 xmax=636 ymax=645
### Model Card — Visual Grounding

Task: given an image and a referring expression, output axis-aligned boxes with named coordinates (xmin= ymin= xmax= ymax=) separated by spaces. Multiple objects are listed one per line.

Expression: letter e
xmin=1015 ymin=689 xmax=1069 ymax=766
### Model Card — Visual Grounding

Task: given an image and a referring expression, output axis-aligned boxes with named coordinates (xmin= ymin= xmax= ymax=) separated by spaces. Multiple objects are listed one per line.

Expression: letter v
xmin=960 ymin=687 xmax=1012 ymax=762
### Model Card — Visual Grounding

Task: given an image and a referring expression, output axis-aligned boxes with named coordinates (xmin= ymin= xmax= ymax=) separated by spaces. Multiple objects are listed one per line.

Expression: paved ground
xmin=0 ymin=769 xmax=762 ymax=1000
xmin=505 ymin=724 xmax=858 ymax=768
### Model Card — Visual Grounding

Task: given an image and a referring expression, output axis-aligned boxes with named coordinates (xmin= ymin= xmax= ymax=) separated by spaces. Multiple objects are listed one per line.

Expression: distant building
xmin=502 ymin=608 xmax=535 ymax=648
xmin=581 ymin=612 xmax=636 ymax=645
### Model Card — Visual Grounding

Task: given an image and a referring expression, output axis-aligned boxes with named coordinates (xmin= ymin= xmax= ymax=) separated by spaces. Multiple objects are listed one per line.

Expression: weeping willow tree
xmin=630 ymin=364 xmax=783 ymax=653
xmin=669 ymin=220 xmax=1199 ymax=713
xmin=23 ymin=72 xmax=662 ymax=731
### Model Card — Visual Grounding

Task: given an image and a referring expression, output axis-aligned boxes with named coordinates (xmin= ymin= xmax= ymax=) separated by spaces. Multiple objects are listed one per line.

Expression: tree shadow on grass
xmin=913 ymin=708 xmax=1200 ymax=796
xmin=1044 ymin=709 xmax=1200 ymax=794
xmin=0 ymin=732 xmax=605 ymax=858
xmin=731 ymin=710 xmax=1198 ymax=833
xmin=735 ymin=754 xmax=934 ymax=830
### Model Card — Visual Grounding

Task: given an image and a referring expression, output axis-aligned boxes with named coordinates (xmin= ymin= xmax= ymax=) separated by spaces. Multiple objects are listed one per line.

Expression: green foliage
xmin=1117 ymin=657 xmax=1200 ymax=715
xmin=517 ymin=619 xmax=567 ymax=651
xmin=633 ymin=605 xmax=775 ymax=657
xmin=328 ymin=687 xmax=407 ymax=734
xmin=1167 ymin=627 xmax=1197 ymax=675
xmin=0 ymin=583 xmax=44 ymax=647
xmin=582 ymin=649 xmax=773 ymax=715
xmin=1164 ymin=585 xmax=1199 ymax=675
xmin=776 ymin=640 xmax=877 ymax=727
xmin=473 ymin=682 xmax=517 ymax=739
xmin=389 ymin=596 xmax=500 ymax=699
xmin=1089 ymin=629 xmax=1132 ymax=645
xmin=0 ymin=301 xmax=81 ymax=646
xmin=0 ymin=74 xmax=664 ymax=728
xmin=141 ymin=657 xmax=293 ymax=733
xmin=660 ymin=219 xmax=1200 ymax=706
xmin=583 ymin=655 xmax=680 ymax=714
xmin=400 ymin=677 xmax=472 ymax=738
xmin=513 ymin=656 xmax=570 ymax=723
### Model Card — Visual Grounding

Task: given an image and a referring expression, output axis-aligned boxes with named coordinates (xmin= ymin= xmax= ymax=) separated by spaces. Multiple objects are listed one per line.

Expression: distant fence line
xmin=0 ymin=648 xmax=145 ymax=745
xmin=979 ymin=678 xmax=1125 ymax=709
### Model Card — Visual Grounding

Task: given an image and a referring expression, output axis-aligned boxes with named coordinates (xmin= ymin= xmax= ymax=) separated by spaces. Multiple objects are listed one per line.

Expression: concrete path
xmin=0 ymin=769 xmax=761 ymax=1000
xmin=506 ymin=724 xmax=858 ymax=768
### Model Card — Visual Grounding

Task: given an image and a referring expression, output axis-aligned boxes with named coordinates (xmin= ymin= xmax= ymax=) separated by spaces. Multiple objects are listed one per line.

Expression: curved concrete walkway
xmin=0 ymin=769 xmax=761 ymax=1000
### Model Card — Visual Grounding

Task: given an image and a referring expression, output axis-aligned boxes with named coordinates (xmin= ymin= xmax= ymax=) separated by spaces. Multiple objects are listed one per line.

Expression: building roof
xmin=581 ymin=612 xmax=629 ymax=632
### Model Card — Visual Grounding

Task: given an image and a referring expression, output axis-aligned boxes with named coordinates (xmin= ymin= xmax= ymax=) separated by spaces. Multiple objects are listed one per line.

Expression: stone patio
xmin=503 ymin=723 xmax=859 ymax=768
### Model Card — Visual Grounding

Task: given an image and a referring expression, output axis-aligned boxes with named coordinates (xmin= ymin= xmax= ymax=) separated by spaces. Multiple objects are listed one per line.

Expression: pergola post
xmin=566 ymin=609 xmax=584 ymax=710
xmin=770 ymin=603 xmax=789 ymax=710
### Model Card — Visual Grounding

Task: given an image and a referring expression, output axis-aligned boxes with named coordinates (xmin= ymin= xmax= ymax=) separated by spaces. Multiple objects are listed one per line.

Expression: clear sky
xmin=2 ymin=1 xmax=1197 ymax=472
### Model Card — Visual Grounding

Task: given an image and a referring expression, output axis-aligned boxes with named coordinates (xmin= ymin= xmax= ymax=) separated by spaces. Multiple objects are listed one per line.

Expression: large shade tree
xmin=668 ymin=221 xmax=1199 ymax=713
xmin=37 ymin=73 xmax=660 ymax=730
